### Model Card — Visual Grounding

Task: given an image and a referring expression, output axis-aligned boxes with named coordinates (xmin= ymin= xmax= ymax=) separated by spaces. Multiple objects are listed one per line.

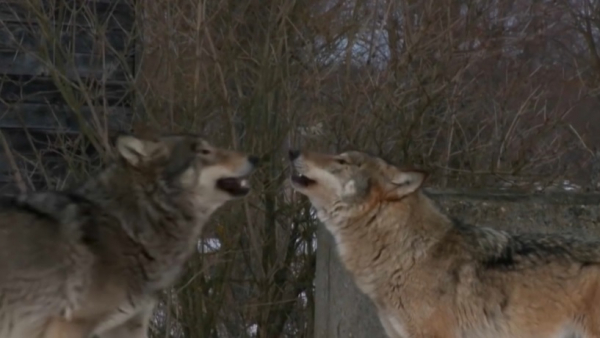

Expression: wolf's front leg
xmin=42 ymin=317 xmax=94 ymax=338
xmin=378 ymin=313 xmax=457 ymax=338
xmin=378 ymin=313 xmax=409 ymax=338
xmin=94 ymin=301 xmax=155 ymax=338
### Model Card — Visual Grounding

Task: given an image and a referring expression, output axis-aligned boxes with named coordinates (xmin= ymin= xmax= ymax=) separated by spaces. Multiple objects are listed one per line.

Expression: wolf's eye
xmin=335 ymin=158 xmax=348 ymax=165
xmin=199 ymin=149 xmax=211 ymax=155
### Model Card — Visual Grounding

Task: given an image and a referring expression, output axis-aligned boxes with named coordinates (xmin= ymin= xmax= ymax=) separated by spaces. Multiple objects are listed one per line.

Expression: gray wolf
xmin=0 ymin=133 xmax=258 ymax=338
xmin=289 ymin=149 xmax=600 ymax=338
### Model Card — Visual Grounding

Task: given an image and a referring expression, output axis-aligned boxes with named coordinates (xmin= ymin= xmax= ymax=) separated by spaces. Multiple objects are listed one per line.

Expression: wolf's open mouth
xmin=216 ymin=177 xmax=250 ymax=196
xmin=291 ymin=173 xmax=316 ymax=187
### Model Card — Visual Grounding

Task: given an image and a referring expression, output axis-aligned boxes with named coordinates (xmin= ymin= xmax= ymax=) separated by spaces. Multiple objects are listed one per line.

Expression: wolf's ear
xmin=388 ymin=168 xmax=428 ymax=198
xmin=115 ymin=135 xmax=163 ymax=167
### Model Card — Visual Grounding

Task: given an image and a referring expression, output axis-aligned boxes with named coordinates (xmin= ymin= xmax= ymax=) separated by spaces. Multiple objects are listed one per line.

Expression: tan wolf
xmin=289 ymin=149 xmax=600 ymax=338
xmin=0 ymin=133 xmax=259 ymax=338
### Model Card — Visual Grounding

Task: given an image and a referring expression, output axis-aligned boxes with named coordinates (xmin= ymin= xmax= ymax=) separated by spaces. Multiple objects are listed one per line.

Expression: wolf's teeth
xmin=240 ymin=179 xmax=249 ymax=188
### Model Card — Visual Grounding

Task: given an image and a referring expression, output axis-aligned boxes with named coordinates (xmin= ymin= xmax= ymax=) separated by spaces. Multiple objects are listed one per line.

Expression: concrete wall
xmin=314 ymin=190 xmax=600 ymax=338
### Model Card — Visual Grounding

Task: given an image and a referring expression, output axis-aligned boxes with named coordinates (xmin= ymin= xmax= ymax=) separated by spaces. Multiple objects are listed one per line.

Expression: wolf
xmin=289 ymin=149 xmax=600 ymax=338
xmin=0 ymin=133 xmax=259 ymax=338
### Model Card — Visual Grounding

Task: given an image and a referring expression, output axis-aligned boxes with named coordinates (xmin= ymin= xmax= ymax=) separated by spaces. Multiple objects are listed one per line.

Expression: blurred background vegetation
xmin=0 ymin=0 xmax=599 ymax=336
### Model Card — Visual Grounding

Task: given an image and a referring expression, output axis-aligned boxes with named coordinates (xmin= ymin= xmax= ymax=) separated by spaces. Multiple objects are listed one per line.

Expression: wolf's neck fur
xmin=317 ymin=191 xmax=451 ymax=297
xmin=73 ymin=164 xmax=215 ymax=291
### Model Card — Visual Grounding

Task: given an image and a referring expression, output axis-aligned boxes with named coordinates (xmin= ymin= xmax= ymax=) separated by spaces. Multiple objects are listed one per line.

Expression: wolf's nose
xmin=288 ymin=150 xmax=301 ymax=161
xmin=248 ymin=155 xmax=260 ymax=166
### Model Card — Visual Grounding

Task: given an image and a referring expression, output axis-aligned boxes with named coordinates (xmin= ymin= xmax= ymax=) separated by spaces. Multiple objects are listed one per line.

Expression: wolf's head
xmin=288 ymin=149 xmax=427 ymax=210
xmin=113 ymin=133 xmax=259 ymax=209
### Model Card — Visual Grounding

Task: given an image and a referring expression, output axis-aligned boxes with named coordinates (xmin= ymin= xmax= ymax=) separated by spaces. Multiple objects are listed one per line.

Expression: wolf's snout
xmin=288 ymin=150 xmax=300 ymax=161
xmin=248 ymin=155 xmax=260 ymax=167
